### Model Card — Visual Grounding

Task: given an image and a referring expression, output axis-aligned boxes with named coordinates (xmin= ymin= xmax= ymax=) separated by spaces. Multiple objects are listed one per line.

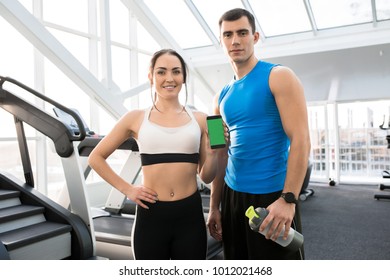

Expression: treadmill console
xmin=53 ymin=107 xmax=95 ymax=136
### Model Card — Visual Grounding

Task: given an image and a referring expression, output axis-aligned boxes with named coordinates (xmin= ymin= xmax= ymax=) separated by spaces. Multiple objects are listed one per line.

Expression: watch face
xmin=285 ymin=192 xmax=295 ymax=202
xmin=282 ymin=192 xmax=297 ymax=203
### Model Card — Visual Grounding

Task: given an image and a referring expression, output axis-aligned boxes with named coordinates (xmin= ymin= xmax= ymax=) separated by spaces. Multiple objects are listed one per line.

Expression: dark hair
xmin=218 ymin=8 xmax=256 ymax=34
xmin=149 ymin=49 xmax=188 ymax=108
xmin=149 ymin=49 xmax=188 ymax=83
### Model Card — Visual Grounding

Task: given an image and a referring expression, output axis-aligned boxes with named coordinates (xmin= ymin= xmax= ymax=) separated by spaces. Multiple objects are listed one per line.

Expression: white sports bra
xmin=137 ymin=106 xmax=201 ymax=166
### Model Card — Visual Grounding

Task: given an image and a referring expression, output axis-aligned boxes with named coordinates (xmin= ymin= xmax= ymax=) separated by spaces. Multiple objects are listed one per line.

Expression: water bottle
xmin=245 ymin=206 xmax=304 ymax=252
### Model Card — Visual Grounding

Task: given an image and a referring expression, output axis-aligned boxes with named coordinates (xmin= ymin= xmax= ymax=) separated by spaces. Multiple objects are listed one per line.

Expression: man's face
xmin=220 ymin=16 xmax=259 ymax=64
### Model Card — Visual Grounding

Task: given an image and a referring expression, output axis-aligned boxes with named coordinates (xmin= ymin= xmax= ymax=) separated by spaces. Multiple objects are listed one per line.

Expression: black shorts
xmin=132 ymin=190 xmax=207 ymax=260
xmin=221 ymin=183 xmax=304 ymax=260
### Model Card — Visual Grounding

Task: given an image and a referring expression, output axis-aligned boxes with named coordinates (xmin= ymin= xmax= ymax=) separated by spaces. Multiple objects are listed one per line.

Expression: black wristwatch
xmin=280 ymin=192 xmax=298 ymax=204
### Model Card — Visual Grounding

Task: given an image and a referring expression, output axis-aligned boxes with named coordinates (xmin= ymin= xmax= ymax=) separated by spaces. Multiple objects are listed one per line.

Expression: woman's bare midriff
xmin=141 ymin=162 xmax=199 ymax=201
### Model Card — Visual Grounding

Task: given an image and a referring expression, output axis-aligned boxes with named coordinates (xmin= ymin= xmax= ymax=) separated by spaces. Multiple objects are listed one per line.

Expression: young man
xmin=206 ymin=8 xmax=311 ymax=260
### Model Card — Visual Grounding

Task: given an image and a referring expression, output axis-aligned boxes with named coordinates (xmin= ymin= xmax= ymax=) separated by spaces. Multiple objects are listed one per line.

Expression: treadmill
xmin=0 ymin=76 xmax=94 ymax=259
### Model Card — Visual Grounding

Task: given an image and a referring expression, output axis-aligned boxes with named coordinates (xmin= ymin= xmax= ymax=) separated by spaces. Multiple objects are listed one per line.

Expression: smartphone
xmin=206 ymin=115 xmax=226 ymax=149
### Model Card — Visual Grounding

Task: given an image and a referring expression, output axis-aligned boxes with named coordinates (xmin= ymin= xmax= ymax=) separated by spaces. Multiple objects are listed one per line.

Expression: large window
xmin=337 ymin=101 xmax=390 ymax=181
xmin=308 ymin=105 xmax=328 ymax=179
xmin=309 ymin=100 xmax=390 ymax=184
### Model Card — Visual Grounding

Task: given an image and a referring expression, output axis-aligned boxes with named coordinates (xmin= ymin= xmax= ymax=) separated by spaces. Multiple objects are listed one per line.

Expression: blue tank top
xmin=218 ymin=61 xmax=290 ymax=194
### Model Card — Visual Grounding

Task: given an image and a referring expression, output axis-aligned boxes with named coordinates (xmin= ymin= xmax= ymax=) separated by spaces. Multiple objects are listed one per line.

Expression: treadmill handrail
xmin=0 ymin=76 xmax=86 ymax=157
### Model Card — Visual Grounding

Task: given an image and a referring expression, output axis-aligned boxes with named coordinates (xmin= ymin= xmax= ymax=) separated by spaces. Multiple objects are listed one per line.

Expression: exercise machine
xmin=374 ymin=116 xmax=390 ymax=200
xmin=0 ymin=76 xmax=95 ymax=259
xmin=299 ymin=161 xmax=314 ymax=201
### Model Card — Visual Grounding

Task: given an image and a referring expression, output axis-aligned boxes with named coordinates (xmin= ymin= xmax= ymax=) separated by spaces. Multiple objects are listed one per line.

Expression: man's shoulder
xmin=258 ymin=60 xmax=279 ymax=69
xmin=270 ymin=65 xmax=296 ymax=79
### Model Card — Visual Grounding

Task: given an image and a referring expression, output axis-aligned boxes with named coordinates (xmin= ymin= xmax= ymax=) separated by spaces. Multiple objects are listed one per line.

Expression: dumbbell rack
xmin=374 ymin=169 xmax=390 ymax=200
xmin=374 ymin=118 xmax=390 ymax=200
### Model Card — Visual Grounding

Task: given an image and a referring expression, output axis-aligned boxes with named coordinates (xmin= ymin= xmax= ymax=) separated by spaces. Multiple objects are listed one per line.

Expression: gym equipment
xmin=328 ymin=179 xmax=336 ymax=186
xmin=299 ymin=161 xmax=314 ymax=201
xmin=379 ymin=170 xmax=390 ymax=191
xmin=0 ymin=76 xmax=94 ymax=259
xmin=374 ymin=116 xmax=390 ymax=200
xmin=375 ymin=170 xmax=390 ymax=200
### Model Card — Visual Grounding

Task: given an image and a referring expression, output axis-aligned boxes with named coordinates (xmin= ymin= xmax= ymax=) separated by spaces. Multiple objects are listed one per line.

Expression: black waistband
xmin=140 ymin=153 xmax=199 ymax=166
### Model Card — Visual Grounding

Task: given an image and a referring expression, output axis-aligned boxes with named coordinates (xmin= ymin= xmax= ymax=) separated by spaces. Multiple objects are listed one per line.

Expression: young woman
xmin=88 ymin=49 xmax=217 ymax=260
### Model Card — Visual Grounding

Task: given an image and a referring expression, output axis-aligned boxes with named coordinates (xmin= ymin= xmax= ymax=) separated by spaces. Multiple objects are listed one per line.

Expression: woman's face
xmin=149 ymin=53 xmax=184 ymax=101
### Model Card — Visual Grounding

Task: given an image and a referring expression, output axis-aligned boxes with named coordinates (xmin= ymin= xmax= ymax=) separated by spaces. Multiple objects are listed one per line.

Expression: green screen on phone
xmin=207 ymin=115 xmax=226 ymax=149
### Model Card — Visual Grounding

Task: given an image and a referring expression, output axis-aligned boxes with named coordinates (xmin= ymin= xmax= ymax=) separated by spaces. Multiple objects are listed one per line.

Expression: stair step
xmin=9 ymin=233 xmax=72 ymax=260
xmin=0 ymin=190 xmax=21 ymax=210
xmin=0 ymin=189 xmax=21 ymax=200
xmin=0 ymin=221 xmax=72 ymax=251
xmin=0 ymin=205 xmax=46 ymax=234
xmin=0 ymin=205 xmax=44 ymax=223
xmin=1 ymin=222 xmax=73 ymax=260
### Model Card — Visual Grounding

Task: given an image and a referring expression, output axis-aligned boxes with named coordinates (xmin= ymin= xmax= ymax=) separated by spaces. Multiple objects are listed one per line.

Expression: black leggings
xmin=221 ymin=183 xmax=305 ymax=260
xmin=132 ymin=190 xmax=207 ymax=260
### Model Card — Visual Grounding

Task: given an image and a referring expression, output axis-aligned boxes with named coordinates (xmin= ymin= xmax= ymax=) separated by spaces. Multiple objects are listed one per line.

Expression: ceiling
xmin=128 ymin=0 xmax=390 ymax=104
xmin=1 ymin=0 xmax=389 ymax=117
xmin=137 ymin=0 xmax=390 ymax=51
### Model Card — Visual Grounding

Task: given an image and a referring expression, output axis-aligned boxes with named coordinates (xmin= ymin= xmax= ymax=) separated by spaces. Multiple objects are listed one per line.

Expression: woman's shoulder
xmin=123 ymin=108 xmax=148 ymax=118
xmin=189 ymin=107 xmax=207 ymax=119
xmin=119 ymin=108 xmax=148 ymax=128
xmin=189 ymin=108 xmax=207 ymax=130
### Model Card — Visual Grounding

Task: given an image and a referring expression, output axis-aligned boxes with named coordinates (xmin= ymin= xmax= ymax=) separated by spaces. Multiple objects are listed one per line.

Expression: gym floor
xmin=210 ymin=182 xmax=390 ymax=260
xmin=300 ymin=182 xmax=390 ymax=260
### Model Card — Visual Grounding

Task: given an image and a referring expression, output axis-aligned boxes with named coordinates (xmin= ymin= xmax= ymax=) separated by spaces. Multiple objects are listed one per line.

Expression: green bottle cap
xmin=245 ymin=206 xmax=259 ymax=220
